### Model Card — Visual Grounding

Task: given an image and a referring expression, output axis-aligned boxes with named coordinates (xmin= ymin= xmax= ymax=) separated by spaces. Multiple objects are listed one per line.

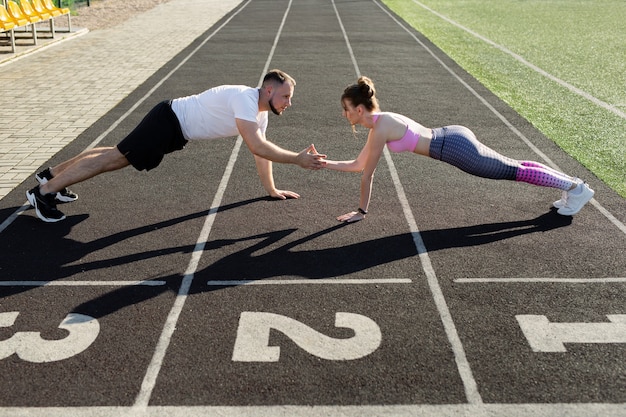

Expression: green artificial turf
xmin=383 ymin=0 xmax=626 ymax=198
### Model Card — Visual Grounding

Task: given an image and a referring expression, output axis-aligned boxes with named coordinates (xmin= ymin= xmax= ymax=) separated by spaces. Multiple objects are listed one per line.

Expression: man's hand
xmin=269 ymin=189 xmax=301 ymax=200
xmin=296 ymin=144 xmax=326 ymax=170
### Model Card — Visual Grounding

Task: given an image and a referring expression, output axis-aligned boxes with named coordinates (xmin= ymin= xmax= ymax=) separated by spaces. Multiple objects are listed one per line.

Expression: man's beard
xmin=269 ymin=97 xmax=282 ymax=115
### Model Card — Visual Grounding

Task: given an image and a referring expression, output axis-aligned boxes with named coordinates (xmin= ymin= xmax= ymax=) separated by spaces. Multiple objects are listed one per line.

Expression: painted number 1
xmin=232 ymin=312 xmax=382 ymax=362
xmin=0 ymin=312 xmax=99 ymax=363
xmin=517 ymin=314 xmax=626 ymax=352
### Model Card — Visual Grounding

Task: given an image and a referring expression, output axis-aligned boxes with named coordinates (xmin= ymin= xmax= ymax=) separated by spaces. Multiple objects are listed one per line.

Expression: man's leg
xmin=27 ymin=147 xmax=130 ymax=222
xmin=47 ymin=147 xmax=114 ymax=178
xmin=40 ymin=147 xmax=130 ymax=195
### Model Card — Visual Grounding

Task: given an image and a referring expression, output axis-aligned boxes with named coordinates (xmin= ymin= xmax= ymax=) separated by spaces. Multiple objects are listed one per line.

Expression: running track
xmin=0 ymin=0 xmax=625 ymax=416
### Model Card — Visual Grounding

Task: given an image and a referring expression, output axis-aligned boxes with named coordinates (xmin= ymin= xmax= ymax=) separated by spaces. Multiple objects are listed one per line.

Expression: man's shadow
xmin=69 ymin=209 xmax=572 ymax=319
xmin=0 ymin=197 xmax=273 ymax=297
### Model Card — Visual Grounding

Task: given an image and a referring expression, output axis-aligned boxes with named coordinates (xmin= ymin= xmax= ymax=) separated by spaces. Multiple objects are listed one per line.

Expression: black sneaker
xmin=36 ymin=168 xmax=78 ymax=203
xmin=26 ymin=186 xmax=66 ymax=222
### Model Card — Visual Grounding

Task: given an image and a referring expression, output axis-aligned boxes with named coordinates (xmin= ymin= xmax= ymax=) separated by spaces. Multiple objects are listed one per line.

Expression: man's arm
xmin=235 ymin=118 xmax=325 ymax=169
xmin=254 ymin=155 xmax=300 ymax=199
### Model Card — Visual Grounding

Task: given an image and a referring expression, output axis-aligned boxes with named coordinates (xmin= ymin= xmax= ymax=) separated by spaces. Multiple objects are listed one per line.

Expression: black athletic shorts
xmin=116 ymin=100 xmax=188 ymax=171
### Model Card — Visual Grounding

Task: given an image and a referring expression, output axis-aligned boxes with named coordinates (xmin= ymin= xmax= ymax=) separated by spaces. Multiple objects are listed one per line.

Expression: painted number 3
xmin=232 ymin=312 xmax=382 ymax=362
xmin=0 ymin=312 xmax=100 ymax=363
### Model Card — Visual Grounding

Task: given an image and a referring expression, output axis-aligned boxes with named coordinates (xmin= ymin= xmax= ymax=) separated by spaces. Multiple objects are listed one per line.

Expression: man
xmin=27 ymin=69 xmax=326 ymax=222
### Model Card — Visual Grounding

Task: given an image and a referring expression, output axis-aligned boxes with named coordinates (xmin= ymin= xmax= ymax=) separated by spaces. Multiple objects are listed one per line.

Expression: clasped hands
xmin=297 ymin=144 xmax=327 ymax=170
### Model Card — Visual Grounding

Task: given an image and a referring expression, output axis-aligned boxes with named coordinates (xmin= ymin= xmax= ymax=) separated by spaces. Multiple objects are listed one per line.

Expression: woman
xmin=324 ymin=76 xmax=594 ymax=223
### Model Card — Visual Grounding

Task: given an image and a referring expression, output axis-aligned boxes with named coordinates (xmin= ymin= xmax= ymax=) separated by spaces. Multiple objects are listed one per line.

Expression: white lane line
xmin=455 ymin=277 xmax=626 ymax=284
xmin=134 ymin=137 xmax=246 ymax=409
xmin=409 ymin=0 xmax=625 ymax=121
xmin=374 ymin=0 xmax=626 ymax=237
xmin=0 ymin=204 xmax=28 ymax=234
xmin=333 ymin=0 xmax=360 ymax=76
xmin=2 ymin=403 xmax=626 ymax=417
xmin=0 ymin=280 xmax=166 ymax=286
xmin=333 ymin=0 xmax=482 ymax=405
xmin=383 ymin=145 xmax=482 ymax=405
xmin=207 ymin=278 xmax=412 ymax=286
xmin=589 ymin=199 xmax=626 ymax=236
xmin=132 ymin=0 xmax=293 ymax=410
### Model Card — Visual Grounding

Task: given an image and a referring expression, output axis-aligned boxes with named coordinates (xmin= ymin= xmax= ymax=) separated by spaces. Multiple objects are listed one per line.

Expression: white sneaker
xmin=557 ymin=182 xmax=594 ymax=216
xmin=552 ymin=190 xmax=567 ymax=209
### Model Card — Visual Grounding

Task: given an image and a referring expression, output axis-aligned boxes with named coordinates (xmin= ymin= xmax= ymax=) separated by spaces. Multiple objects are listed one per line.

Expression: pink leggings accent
xmin=515 ymin=161 xmax=575 ymax=191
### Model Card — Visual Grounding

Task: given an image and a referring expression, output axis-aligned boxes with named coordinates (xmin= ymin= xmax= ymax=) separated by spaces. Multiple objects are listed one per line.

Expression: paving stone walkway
xmin=0 ymin=0 xmax=241 ymax=199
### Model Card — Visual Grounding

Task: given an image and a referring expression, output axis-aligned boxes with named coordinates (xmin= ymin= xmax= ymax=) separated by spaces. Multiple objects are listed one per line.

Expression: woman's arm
xmin=335 ymin=128 xmax=387 ymax=222
xmin=324 ymin=144 xmax=369 ymax=172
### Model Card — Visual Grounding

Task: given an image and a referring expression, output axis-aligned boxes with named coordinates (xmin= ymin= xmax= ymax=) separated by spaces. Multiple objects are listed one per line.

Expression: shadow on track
xmin=0 ymin=197 xmax=273 ymax=297
xmin=420 ymin=209 xmax=573 ymax=251
xmin=65 ymin=209 xmax=571 ymax=319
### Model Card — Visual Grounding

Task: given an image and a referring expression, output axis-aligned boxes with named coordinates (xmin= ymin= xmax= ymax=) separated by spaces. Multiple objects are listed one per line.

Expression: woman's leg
xmin=517 ymin=161 xmax=578 ymax=191
xmin=429 ymin=125 xmax=519 ymax=180
xmin=429 ymin=126 xmax=594 ymax=214
xmin=430 ymin=126 xmax=576 ymax=191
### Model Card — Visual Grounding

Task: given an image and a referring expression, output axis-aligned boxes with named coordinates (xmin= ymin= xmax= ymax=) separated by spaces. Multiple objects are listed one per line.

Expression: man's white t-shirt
xmin=171 ymin=85 xmax=269 ymax=141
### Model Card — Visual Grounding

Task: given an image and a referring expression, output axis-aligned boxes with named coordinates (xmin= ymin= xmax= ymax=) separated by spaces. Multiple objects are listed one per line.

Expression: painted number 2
xmin=232 ymin=312 xmax=382 ymax=362
xmin=0 ymin=312 xmax=99 ymax=363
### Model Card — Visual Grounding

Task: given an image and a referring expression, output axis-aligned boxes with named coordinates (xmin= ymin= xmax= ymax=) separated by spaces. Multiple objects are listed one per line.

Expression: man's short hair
xmin=262 ymin=69 xmax=296 ymax=87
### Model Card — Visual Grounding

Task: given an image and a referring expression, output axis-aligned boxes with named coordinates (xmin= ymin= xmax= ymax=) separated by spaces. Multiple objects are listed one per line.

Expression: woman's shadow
xmin=69 ymin=208 xmax=572 ymax=319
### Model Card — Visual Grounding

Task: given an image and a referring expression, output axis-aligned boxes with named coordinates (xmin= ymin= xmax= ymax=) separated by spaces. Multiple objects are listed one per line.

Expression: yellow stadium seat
xmin=41 ymin=0 xmax=70 ymax=31
xmin=8 ymin=0 xmax=40 ymax=24
xmin=6 ymin=1 xmax=29 ymax=26
xmin=27 ymin=0 xmax=52 ymax=20
xmin=0 ymin=5 xmax=17 ymax=52
xmin=7 ymin=1 xmax=37 ymax=45
xmin=20 ymin=0 xmax=55 ymax=38
xmin=39 ymin=0 xmax=60 ymax=16
xmin=17 ymin=0 xmax=43 ymax=22
xmin=0 ymin=5 xmax=17 ymax=31
xmin=42 ymin=0 xmax=69 ymax=15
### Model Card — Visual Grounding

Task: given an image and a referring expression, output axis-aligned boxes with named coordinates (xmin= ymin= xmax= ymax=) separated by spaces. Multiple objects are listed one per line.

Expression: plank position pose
xmin=27 ymin=69 xmax=326 ymax=222
xmin=324 ymin=76 xmax=594 ymax=223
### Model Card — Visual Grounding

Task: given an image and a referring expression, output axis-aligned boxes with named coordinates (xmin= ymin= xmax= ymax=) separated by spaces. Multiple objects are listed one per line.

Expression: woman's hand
xmin=270 ymin=189 xmax=300 ymax=200
xmin=337 ymin=210 xmax=365 ymax=223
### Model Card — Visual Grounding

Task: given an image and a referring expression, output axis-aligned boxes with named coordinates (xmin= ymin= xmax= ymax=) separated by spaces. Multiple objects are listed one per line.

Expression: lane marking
xmin=333 ymin=0 xmax=360 ymax=76
xmin=455 ymin=277 xmax=626 ymax=284
xmin=1 ymin=404 xmax=625 ymax=417
xmin=383 ymin=143 xmax=483 ymax=405
xmin=409 ymin=0 xmax=625 ymax=121
xmin=232 ymin=312 xmax=382 ymax=362
xmin=517 ymin=314 xmax=626 ymax=352
xmin=333 ymin=0 xmax=482 ymax=405
xmin=0 ymin=280 xmax=166 ymax=286
xmin=132 ymin=0 xmax=293 ymax=410
xmin=374 ymin=0 xmax=626 ymax=237
xmin=0 ymin=312 xmax=99 ymax=363
xmin=0 ymin=205 xmax=28 ymax=235
xmin=207 ymin=278 xmax=413 ymax=285
xmin=136 ymin=136 xmax=245 ymax=409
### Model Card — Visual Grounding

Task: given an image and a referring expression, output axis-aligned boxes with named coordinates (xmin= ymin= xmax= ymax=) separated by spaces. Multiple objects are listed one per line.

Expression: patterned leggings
xmin=429 ymin=126 xmax=575 ymax=191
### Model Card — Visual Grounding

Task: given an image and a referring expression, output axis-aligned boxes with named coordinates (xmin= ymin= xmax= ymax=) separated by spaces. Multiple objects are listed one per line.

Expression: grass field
xmin=382 ymin=0 xmax=626 ymax=198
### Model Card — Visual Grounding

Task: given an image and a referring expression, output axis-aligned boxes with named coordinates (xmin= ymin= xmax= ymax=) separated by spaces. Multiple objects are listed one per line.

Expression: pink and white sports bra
xmin=372 ymin=112 xmax=421 ymax=153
